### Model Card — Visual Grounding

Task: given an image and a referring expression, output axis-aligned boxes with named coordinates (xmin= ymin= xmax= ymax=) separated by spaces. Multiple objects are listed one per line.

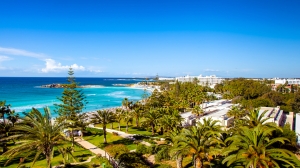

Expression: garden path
xmin=90 ymin=126 xmax=152 ymax=146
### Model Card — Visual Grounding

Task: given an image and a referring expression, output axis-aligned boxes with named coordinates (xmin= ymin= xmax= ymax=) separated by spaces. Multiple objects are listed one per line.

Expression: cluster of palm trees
xmin=0 ymin=107 xmax=70 ymax=168
xmin=90 ymin=101 xmax=184 ymax=144
xmin=162 ymin=108 xmax=300 ymax=168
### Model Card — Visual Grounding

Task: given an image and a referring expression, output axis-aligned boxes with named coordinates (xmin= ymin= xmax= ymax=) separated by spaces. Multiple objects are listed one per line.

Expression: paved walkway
xmin=74 ymin=138 xmax=118 ymax=167
xmin=91 ymin=126 xmax=152 ymax=146
xmin=75 ymin=138 xmax=107 ymax=156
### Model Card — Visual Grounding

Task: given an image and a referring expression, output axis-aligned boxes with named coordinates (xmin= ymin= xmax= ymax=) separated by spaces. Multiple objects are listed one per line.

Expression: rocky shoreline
xmin=41 ymin=84 xmax=104 ymax=88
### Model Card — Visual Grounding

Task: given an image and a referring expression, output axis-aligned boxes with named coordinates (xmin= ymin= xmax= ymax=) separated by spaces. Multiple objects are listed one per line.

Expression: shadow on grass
xmin=0 ymin=150 xmax=47 ymax=167
xmin=99 ymin=138 xmax=135 ymax=149
xmin=184 ymin=161 xmax=193 ymax=168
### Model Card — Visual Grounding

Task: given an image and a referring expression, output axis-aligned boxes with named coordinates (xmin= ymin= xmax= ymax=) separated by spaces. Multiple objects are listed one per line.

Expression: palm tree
xmin=115 ymin=108 xmax=124 ymax=131
xmin=223 ymin=125 xmax=300 ymax=168
xmin=0 ymin=121 xmax=14 ymax=152
xmin=158 ymin=109 xmax=183 ymax=134
xmin=227 ymin=105 xmax=244 ymax=119
xmin=243 ymin=108 xmax=276 ymax=128
xmin=165 ymin=129 xmax=189 ymax=168
xmin=91 ymin=110 xmax=114 ymax=144
xmin=7 ymin=110 xmax=19 ymax=127
xmin=2 ymin=107 xmax=67 ymax=168
xmin=0 ymin=101 xmax=11 ymax=125
xmin=192 ymin=105 xmax=204 ymax=118
xmin=122 ymin=110 xmax=133 ymax=133
xmin=180 ymin=118 xmax=223 ymax=168
xmin=132 ymin=101 xmax=144 ymax=127
xmin=58 ymin=146 xmax=76 ymax=166
xmin=122 ymin=98 xmax=132 ymax=110
xmin=142 ymin=108 xmax=161 ymax=135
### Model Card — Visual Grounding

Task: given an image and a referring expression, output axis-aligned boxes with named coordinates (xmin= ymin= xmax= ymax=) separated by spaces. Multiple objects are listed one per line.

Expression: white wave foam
xmin=13 ymin=102 xmax=56 ymax=112
xmin=86 ymin=94 xmax=96 ymax=96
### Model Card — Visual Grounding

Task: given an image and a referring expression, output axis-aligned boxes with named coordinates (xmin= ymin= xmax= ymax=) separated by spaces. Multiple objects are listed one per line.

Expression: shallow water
xmin=0 ymin=77 xmax=149 ymax=117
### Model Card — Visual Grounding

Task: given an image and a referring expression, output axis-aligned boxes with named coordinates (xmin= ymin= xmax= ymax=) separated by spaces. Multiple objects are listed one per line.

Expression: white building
xmin=197 ymin=100 xmax=233 ymax=127
xmin=274 ymin=78 xmax=300 ymax=85
xmin=175 ymin=75 xmax=224 ymax=87
xmin=258 ymin=106 xmax=294 ymax=129
xmin=180 ymin=99 xmax=233 ymax=127
xmin=259 ymin=107 xmax=284 ymax=126
xmin=296 ymin=114 xmax=300 ymax=145
xmin=158 ymin=77 xmax=175 ymax=81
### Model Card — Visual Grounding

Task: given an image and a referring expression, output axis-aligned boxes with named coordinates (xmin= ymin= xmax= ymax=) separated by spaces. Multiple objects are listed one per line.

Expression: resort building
xmin=274 ymin=78 xmax=300 ymax=85
xmin=296 ymin=114 xmax=300 ymax=145
xmin=259 ymin=107 xmax=285 ymax=126
xmin=181 ymin=99 xmax=233 ymax=127
xmin=175 ymin=75 xmax=224 ymax=87
xmin=197 ymin=99 xmax=233 ymax=127
xmin=158 ymin=77 xmax=175 ymax=81
xmin=258 ymin=106 xmax=294 ymax=129
xmin=181 ymin=101 xmax=294 ymax=131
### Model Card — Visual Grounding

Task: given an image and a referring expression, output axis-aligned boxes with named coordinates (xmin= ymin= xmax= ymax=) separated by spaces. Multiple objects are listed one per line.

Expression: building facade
xmin=175 ymin=75 xmax=224 ymax=87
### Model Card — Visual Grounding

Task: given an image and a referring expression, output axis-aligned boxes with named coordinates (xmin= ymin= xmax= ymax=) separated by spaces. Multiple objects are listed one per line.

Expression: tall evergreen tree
xmin=54 ymin=68 xmax=87 ymax=121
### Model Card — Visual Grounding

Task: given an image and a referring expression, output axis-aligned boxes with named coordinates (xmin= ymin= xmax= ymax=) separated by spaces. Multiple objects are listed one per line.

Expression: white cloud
xmin=204 ymin=69 xmax=219 ymax=72
xmin=0 ymin=47 xmax=46 ymax=59
xmin=0 ymin=55 xmax=13 ymax=62
xmin=41 ymin=59 xmax=85 ymax=73
xmin=0 ymin=55 xmax=13 ymax=70
xmin=87 ymin=66 xmax=103 ymax=73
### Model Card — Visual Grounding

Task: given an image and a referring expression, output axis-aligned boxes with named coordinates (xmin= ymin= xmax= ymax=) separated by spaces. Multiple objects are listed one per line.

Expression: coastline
xmin=52 ymin=82 xmax=156 ymax=121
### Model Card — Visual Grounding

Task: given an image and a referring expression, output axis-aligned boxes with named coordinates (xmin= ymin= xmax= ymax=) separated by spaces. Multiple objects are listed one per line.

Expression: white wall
xmin=296 ymin=114 xmax=300 ymax=145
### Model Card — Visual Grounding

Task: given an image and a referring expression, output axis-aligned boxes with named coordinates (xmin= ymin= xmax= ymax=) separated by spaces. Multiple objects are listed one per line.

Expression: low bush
xmin=154 ymin=164 xmax=172 ymax=168
xmin=154 ymin=146 xmax=170 ymax=162
xmin=136 ymin=144 xmax=149 ymax=154
xmin=104 ymin=144 xmax=129 ymax=158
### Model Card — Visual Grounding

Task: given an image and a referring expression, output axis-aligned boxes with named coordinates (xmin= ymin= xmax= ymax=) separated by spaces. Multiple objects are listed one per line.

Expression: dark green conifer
xmin=54 ymin=68 xmax=87 ymax=121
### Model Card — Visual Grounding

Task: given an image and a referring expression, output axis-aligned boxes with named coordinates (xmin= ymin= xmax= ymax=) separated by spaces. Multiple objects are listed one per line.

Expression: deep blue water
xmin=0 ymin=77 xmax=148 ymax=117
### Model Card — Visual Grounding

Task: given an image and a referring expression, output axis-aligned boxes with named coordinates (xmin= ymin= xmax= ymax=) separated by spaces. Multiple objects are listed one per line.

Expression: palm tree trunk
xmin=151 ymin=124 xmax=155 ymax=136
xmin=46 ymin=150 xmax=52 ymax=168
xmin=195 ymin=157 xmax=202 ymax=168
xmin=71 ymin=131 xmax=74 ymax=147
xmin=126 ymin=122 xmax=129 ymax=133
xmin=103 ymin=125 xmax=107 ymax=144
xmin=118 ymin=121 xmax=121 ymax=131
xmin=176 ymin=155 xmax=183 ymax=168
xmin=2 ymin=114 xmax=5 ymax=125
xmin=136 ymin=117 xmax=139 ymax=127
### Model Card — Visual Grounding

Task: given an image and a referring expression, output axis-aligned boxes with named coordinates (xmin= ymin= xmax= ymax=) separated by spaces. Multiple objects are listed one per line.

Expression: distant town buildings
xmin=175 ymin=75 xmax=224 ymax=86
xmin=271 ymin=78 xmax=300 ymax=92
xmin=274 ymin=78 xmax=300 ymax=85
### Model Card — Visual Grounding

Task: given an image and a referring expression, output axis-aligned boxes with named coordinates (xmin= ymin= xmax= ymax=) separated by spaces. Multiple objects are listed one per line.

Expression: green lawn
xmin=84 ymin=130 xmax=137 ymax=151
xmin=0 ymin=143 xmax=93 ymax=168
xmin=96 ymin=117 xmax=158 ymax=137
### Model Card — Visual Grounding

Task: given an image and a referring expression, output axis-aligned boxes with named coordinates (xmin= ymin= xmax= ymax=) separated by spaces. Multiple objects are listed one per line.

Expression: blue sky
xmin=0 ymin=0 xmax=299 ymax=78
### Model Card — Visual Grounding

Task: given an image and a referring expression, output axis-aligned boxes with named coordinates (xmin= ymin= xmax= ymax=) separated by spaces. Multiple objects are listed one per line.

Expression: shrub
xmin=155 ymin=164 xmax=172 ymax=168
xmin=136 ymin=144 xmax=149 ymax=154
xmin=97 ymin=157 xmax=113 ymax=168
xmin=154 ymin=146 xmax=170 ymax=162
xmin=85 ymin=127 xmax=103 ymax=135
xmin=133 ymin=134 xmax=147 ymax=140
xmin=104 ymin=144 xmax=129 ymax=158
xmin=118 ymin=152 xmax=150 ymax=168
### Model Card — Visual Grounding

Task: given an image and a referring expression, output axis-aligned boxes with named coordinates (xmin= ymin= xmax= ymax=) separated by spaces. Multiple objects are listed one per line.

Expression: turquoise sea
xmin=0 ymin=77 xmax=149 ymax=117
